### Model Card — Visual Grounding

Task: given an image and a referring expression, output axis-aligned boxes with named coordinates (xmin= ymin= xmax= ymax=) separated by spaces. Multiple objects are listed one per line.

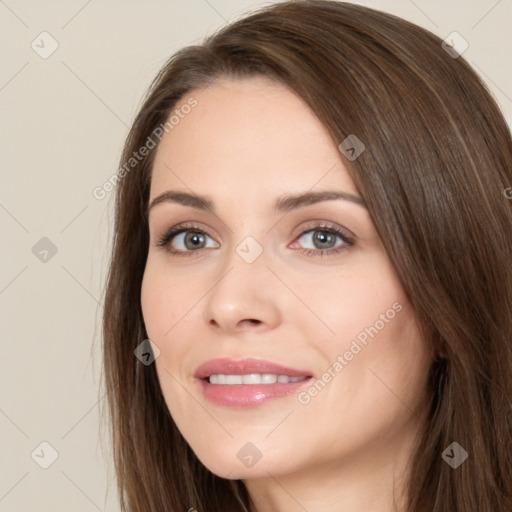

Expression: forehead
xmin=150 ymin=76 xmax=357 ymax=201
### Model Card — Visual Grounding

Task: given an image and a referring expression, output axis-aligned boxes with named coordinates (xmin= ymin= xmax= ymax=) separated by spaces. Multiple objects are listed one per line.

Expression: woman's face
xmin=141 ymin=76 xmax=433 ymax=481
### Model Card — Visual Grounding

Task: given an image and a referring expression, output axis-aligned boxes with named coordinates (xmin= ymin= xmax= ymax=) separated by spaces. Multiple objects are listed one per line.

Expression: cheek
xmin=301 ymin=255 xmax=409 ymax=350
xmin=309 ymin=257 xmax=432 ymax=412
xmin=141 ymin=265 xmax=195 ymax=414
xmin=325 ymin=297 xmax=430 ymax=425
xmin=140 ymin=261 xmax=191 ymax=340
xmin=141 ymin=268 xmax=164 ymax=340
xmin=140 ymin=262 xmax=201 ymax=399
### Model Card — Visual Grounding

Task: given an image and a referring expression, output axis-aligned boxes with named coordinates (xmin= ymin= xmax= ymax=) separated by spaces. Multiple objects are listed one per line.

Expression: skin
xmin=141 ymin=76 xmax=434 ymax=512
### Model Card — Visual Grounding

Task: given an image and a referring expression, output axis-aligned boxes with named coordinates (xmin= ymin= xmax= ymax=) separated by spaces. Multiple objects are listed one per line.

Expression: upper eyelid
xmin=158 ymin=221 xmax=348 ymax=236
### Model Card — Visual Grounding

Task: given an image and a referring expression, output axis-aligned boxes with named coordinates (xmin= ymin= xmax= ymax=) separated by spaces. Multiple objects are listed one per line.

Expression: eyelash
xmin=155 ymin=221 xmax=354 ymax=258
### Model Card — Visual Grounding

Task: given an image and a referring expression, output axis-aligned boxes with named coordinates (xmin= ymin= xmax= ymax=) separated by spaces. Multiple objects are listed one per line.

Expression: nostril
xmin=240 ymin=319 xmax=261 ymax=327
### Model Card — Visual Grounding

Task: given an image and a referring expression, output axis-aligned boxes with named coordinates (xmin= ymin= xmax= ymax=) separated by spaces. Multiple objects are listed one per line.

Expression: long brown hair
xmin=101 ymin=1 xmax=512 ymax=510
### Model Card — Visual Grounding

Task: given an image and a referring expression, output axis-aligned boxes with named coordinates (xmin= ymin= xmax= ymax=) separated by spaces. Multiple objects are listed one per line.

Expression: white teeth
xmin=242 ymin=374 xmax=261 ymax=384
xmin=208 ymin=373 xmax=307 ymax=385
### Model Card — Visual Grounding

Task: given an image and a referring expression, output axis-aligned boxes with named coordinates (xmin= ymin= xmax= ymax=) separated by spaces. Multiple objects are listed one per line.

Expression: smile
xmin=208 ymin=374 xmax=308 ymax=384
xmin=195 ymin=358 xmax=314 ymax=407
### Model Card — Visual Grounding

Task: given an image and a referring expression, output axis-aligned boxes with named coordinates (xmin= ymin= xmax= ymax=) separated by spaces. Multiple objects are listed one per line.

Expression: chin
xmin=192 ymin=443 xmax=297 ymax=480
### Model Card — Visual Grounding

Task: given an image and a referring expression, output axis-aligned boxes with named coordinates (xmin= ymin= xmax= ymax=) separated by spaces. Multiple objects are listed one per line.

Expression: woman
xmin=102 ymin=1 xmax=512 ymax=510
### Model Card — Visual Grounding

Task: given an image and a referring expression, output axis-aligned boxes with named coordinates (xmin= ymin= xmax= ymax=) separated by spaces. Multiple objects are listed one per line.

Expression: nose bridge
xmin=201 ymin=233 xmax=281 ymax=331
xmin=214 ymin=232 xmax=269 ymax=304
xmin=234 ymin=233 xmax=266 ymax=266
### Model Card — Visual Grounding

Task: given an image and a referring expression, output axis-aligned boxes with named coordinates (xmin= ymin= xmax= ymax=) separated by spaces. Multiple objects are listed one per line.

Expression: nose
xmin=202 ymin=246 xmax=282 ymax=335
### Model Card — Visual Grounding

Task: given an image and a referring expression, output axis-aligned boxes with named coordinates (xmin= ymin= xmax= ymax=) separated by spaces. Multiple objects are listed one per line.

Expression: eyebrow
xmin=148 ymin=189 xmax=366 ymax=215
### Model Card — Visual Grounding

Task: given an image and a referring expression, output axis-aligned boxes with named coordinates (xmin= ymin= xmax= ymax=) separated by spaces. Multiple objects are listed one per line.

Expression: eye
xmin=156 ymin=223 xmax=219 ymax=257
xmin=156 ymin=221 xmax=354 ymax=258
xmin=291 ymin=223 xmax=353 ymax=257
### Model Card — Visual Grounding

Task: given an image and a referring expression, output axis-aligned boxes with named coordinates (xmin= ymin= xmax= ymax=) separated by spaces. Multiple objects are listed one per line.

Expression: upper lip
xmin=194 ymin=358 xmax=314 ymax=380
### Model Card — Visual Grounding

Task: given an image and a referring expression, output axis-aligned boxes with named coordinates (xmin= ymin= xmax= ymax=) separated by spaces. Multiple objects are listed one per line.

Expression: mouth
xmin=207 ymin=373 xmax=308 ymax=385
xmin=194 ymin=358 xmax=314 ymax=408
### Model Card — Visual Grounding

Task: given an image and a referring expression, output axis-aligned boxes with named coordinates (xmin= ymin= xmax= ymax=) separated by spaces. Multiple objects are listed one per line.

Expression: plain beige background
xmin=1 ymin=0 xmax=510 ymax=510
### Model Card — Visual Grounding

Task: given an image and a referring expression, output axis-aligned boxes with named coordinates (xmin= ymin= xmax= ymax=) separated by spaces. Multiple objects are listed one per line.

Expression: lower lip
xmin=198 ymin=378 xmax=312 ymax=408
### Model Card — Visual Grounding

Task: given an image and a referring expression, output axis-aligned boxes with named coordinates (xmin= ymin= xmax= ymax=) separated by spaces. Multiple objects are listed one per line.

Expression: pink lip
xmin=195 ymin=358 xmax=312 ymax=379
xmin=194 ymin=358 xmax=313 ymax=408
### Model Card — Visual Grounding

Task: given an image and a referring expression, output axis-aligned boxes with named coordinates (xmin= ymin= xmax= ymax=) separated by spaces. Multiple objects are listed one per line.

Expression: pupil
xmin=314 ymin=231 xmax=334 ymax=248
xmin=186 ymin=232 xmax=204 ymax=249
